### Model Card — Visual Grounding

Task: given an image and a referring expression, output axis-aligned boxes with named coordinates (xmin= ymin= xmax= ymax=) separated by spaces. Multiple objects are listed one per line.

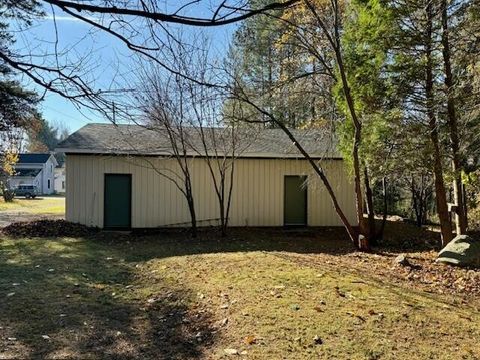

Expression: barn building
xmin=57 ymin=124 xmax=356 ymax=230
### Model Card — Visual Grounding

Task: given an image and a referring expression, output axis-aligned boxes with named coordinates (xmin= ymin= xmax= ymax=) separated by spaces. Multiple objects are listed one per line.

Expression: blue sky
xmin=14 ymin=3 xmax=236 ymax=133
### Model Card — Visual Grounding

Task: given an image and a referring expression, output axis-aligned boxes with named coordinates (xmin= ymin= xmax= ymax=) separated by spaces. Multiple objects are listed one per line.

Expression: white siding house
xmin=10 ymin=153 xmax=58 ymax=195
xmin=57 ymin=124 xmax=357 ymax=229
xmin=54 ymin=166 xmax=66 ymax=194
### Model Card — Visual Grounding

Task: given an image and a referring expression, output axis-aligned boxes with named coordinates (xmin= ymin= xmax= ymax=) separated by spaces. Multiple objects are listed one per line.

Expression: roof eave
xmin=56 ymin=147 xmax=342 ymax=160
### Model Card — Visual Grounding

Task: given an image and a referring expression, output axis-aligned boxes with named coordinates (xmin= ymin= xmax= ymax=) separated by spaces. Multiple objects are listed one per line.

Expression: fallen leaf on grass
xmin=346 ymin=311 xmax=366 ymax=322
xmin=224 ymin=348 xmax=239 ymax=355
xmin=244 ymin=335 xmax=256 ymax=345
xmin=270 ymin=291 xmax=282 ymax=298
xmin=335 ymin=286 xmax=346 ymax=297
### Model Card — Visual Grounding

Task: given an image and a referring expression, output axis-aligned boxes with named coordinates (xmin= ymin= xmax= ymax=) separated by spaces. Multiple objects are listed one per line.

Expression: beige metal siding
xmin=66 ymin=154 xmax=357 ymax=228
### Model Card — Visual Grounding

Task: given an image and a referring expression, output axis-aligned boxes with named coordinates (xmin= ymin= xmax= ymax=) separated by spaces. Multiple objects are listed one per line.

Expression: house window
xmin=48 ymin=179 xmax=51 ymax=189
xmin=62 ymin=181 xmax=65 ymax=190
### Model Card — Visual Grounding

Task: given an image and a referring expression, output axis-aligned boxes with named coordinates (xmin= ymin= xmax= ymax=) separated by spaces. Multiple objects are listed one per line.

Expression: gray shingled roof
xmin=57 ymin=123 xmax=341 ymax=159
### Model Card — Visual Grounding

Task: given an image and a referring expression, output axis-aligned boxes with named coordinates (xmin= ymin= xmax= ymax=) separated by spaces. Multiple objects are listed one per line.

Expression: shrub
xmin=2 ymin=189 xmax=15 ymax=202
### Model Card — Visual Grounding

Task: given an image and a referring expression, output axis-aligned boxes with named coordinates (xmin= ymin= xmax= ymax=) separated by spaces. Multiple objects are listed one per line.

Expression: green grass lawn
xmin=1 ymin=230 xmax=479 ymax=359
xmin=0 ymin=197 xmax=65 ymax=214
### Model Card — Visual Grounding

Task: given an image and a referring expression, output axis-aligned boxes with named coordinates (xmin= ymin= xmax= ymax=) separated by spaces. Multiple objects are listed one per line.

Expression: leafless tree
xmin=188 ymin=97 xmax=242 ymax=237
xmin=134 ymin=65 xmax=199 ymax=237
xmin=4 ymin=1 xmax=299 ymax=121
xmin=181 ymin=44 xmax=245 ymax=236
xmin=133 ymin=36 xmax=254 ymax=237
xmin=192 ymin=124 xmax=240 ymax=237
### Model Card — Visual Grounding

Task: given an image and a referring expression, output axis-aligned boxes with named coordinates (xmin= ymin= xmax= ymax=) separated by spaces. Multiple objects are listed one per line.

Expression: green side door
xmin=284 ymin=175 xmax=307 ymax=226
xmin=104 ymin=174 xmax=132 ymax=229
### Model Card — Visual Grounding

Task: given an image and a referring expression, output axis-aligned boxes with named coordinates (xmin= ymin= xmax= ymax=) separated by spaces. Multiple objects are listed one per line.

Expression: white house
xmin=57 ymin=124 xmax=356 ymax=230
xmin=54 ymin=165 xmax=66 ymax=194
xmin=10 ymin=153 xmax=58 ymax=195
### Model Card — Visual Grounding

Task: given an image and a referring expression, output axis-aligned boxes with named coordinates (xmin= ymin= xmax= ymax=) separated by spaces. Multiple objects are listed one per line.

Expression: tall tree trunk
xmin=302 ymin=0 xmax=368 ymax=249
xmin=463 ymin=184 xmax=468 ymax=228
xmin=185 ymin=178 xmax=197 ymax=238
xmin=441 ymin=0 xmax=467 ymax=235
xmin=425 ymin=1 xmax=453 ymax=247
xmin=219 ymin=198 xmax=226 ymax=237
xmin=364 ymin=166 xmax=376 ymax=243
xmin=411 ymin=177 xmax=422 ymax=227
xmin=376 ymin=177 xmax=388 ymax=241
xmin=420 ymin=175 xmax=428 ymax=226
xmin=335 ymin=46 xmax=368 ymax=248
xmin=187 ymin=198 xmax=197 ymax=238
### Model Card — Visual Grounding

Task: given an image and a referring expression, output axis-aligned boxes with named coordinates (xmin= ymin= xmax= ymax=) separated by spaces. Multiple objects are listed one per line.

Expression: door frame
xmin=283 ymin=175 xmax=308 ymax=227
xmin=103 ymin=173 xmax=132 ymax=230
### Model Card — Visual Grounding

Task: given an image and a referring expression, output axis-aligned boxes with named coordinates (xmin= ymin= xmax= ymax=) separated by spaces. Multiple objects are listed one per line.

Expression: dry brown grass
xmin=1 ymin=224 xmax=479 ymax=359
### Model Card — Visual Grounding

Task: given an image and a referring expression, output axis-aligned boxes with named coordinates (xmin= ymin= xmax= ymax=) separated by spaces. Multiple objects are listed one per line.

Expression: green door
xmin=104 ymin=174 xmax=132 ymax=229
xmin=284 ymin=176 xmax=307 ymax=226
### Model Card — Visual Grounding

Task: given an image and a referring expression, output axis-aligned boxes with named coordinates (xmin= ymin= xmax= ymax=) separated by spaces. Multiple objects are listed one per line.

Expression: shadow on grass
xmin=111 ymin=220 xmax=440 ymax=263
xmin=110 ymin=227 xmax=358 ymax=263
xmin=0 ymin=220 xmax=444 ymax=358
xmin=0 ymin=239 xmax=216 ymax=359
